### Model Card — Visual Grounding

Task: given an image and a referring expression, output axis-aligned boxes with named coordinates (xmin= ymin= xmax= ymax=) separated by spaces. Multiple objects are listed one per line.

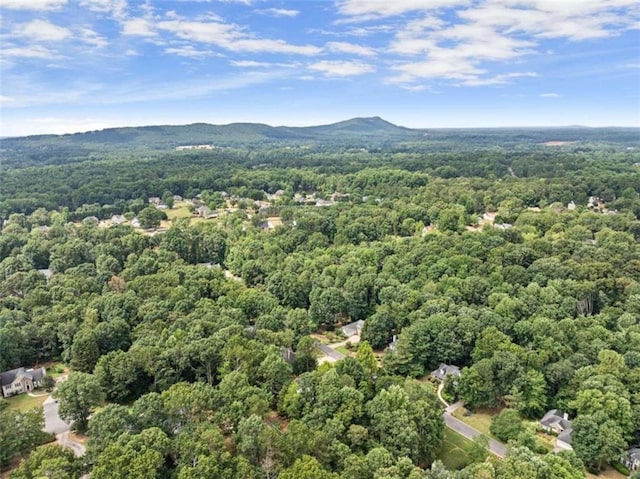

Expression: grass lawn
xmin=335 ymin=346 xmax=350 ymax=356
xmin=166 ymin=205 xmax=193 ymax=220
xmin=452 ymin=407 xmax=500 ymax=437
xmin=5 ymin=392 xmax=48 ymax=412
xmin=435 ymin=428 xmax=474 ymax=470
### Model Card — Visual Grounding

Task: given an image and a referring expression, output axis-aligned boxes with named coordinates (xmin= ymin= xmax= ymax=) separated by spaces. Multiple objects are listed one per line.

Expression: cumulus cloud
xmin=326 ymin=41 xmax=376 ymax=56
xmin=337 ymin=0 xmax=639 ymax=88
xmin=12 ymin=20 xmax=71 ymax=42
xmin=257 ymin=8 xmax=300 ymax=17
xmin=1 ymin=0 xmax=66 ymax=10
xmin=158 ymin=20 xmax=321 ymax=55
xmin=122 ymin=18 xmax=157 ymax=36
xmin=309 ymin=60 xmax=375 ymax=77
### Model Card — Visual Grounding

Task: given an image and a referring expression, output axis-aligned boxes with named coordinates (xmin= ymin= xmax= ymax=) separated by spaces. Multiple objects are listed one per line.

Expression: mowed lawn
xmin=452 ymin=407 xmax=499 ymax=437
xmin=5 ymin=392 xmax=48 ymax=413
xmin=586 ymin=468 xmax=627 ymax=479
xmin=435 ymin=428 xmax=474 ymax=470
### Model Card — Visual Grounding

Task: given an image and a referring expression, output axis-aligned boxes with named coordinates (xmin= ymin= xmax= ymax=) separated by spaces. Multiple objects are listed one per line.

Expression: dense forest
xmin=0 ymin=122 xmax=639 ymax=478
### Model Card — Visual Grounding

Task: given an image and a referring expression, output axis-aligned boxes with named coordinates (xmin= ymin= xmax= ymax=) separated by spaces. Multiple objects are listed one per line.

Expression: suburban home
xmin=341 ymin=320 xmax=365 ymax=338
xmin=431 ymin=364 xmax=461 ymax=382
xmin=196 ymin=205 xmax=218 ymax=219
xmin=148 ymin=197 xmax=161 ymax=206
xmin=111 ymin=214 xmax=125 ymax=225
xmin=540 ymin=409 xmax=573 ymax=450
xmin=1 ymin=367 xmax=47 ymax=397
xmin=621 ymin=447 xmax=640 ymax=471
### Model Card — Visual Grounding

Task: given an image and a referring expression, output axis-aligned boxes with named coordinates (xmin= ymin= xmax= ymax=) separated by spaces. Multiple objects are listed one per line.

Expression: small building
xmin=341 ymin=319 xmax=365 ymax=338
xmin=431 ymin=364 xmax=461 ymax=382
xmin=567 ymin=201 xmax=576 ymax=210
xmin=1 ymin=367 xmax=47 ymax=397
xmin=540 ymin=409 xmax=573 ymax=450
xmin=315 ymin=199 xmax=334 ymax=207
xmin=37 ymin=268 xmax=53 ymax=281
xmin=148 ymin=197 xmax=161 ymax=206
xmin=195 ymin=205 xmax=217 ymax=219
xmin=131 ymin=218 xmax=141 ymax=228
xmin=111 ymin=214 xmax=125 ymax=225
xmin=621 ymin=447 xmax=640 ymax=471
xmin=387 ymin=334 xmax=399 ymax=352
xmin=173 ymin=195 xmax=183 ymax=202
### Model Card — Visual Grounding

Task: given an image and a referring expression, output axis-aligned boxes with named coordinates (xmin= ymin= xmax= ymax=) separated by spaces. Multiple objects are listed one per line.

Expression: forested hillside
xmin=0 ymin=127 xmax=639 ymax=478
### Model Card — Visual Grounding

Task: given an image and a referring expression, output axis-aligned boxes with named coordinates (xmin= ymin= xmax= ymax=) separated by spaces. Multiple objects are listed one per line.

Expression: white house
xmin=1 ymin=367 xmax=47 ymax=397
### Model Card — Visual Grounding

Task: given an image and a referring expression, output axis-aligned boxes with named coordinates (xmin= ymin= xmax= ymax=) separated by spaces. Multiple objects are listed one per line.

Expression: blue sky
xmin=1 ymin=0 xmax=639 ymax=136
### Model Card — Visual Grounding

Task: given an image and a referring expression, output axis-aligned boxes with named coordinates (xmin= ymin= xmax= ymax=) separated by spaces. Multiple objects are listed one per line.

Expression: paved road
xmin=43 ymin=396 xmax=69 ymax=435
xmin=443 ymin=413 xmax=507 ymax=458
xmin=43 ymin=395 xmax=86 ymax=457
xmin=315 ymin=343 xmax=345 ymax=361
xmin=437 ymin=383 xmax=507 ymax=458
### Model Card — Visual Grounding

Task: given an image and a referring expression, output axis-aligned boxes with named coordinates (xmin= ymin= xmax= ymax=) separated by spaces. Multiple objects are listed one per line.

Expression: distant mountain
xmin=1 ymin=117 xmax=420 ymax=151
xmin=1 ymin=119 xmax=638 ymax=169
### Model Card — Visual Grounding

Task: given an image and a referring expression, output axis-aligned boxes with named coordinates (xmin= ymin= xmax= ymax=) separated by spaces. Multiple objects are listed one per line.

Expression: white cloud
xmin=164 ymin=46 xmax=214 ymax=58
xmin=12 ymin=20 xmax=71 ymax=42
xmin=1 ymin=0 xmax=66 ymax=10
xmin=79 ymin=0 xmax=127 ymax=19
xmin=79 ymin=28 xmax=108 ymax=48
xmin=2 ymin=46 xmax=60 ymax=59
xmin=462 ymin=72 xmax=538 ymax=86
xmin=0 ymin=95 xmax=17 ymax=104
xmin=158 ymin=20 xmax=321 ymax=55
xmin=326 ymin=41 xmax=376 ymax=56
xmin=122 ymin=18 xmax=157 ymax=36
xmin=257 ymin=8 xmax=299 ymax=17
xmin=337 ymin=0 xmax=470 ymax=20
xmin=540 ymin=92 xmax=561 ymax=98
xmin=309 ymin=60 xmax=375 ymax=77
xmin=230 ymin=60 xmax=298 ymax=68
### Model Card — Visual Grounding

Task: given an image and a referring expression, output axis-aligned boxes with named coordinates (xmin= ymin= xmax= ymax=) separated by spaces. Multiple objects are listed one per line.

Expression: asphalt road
xmin=43 ymin=396 xmax=69 ymax=435
xmin=443 ymin=413 xmax=507 ymax=458
xmin=437 ymin=382 xmax=507 ymax=458
xmin=315 ymin=343 xmax=345 ymax=361
xmin=42 ymin=395 xmax=86 ymax=457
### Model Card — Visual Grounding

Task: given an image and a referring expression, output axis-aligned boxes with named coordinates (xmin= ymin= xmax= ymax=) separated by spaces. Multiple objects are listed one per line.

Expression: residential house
xmin=621 ymin=447 xmax=640 ymax=471
xmin=540 ymin=409 xmax=573 ymax=450
xmin=567 ymin=201 xmax=576 ymax=210
xmin=111 ymin=214 xmax=125 ymax=225
xmin=1 ymin=367 xmax=47 ymax=397
xmin=131 ymin=218 xmax=141 ymax=228
xmin=37 ymin=269 xmax=53 ymax=281
xmin=195 ymin=205 xmax=217 ymax=219
xmin=431 ymin=364 xmax=461 ymax=382
xmin=148 ymin=197 xmax=161 ymax=206
xmin=173 ymin=195 xmax=183 ymax=202
xmin=341 ymin=320 xmax=365 ymax=338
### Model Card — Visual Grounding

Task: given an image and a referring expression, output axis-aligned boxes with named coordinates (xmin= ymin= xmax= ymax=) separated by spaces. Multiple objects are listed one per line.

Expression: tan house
xmin=1 ymin=367 xmax=47 ymax=397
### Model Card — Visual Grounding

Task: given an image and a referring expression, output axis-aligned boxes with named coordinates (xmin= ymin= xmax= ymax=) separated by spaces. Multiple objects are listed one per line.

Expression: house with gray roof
xmin=431 ymin=364 xmax=461 ymax=382
xmin=621 ymin=447 xmax=640 ymax=471
xmin=341 ymin=320 xmax=364 ymax=338
xmin=540 ymin=409 xmax=573 ymax=450
xmin=1 ymin=367 xmax=47 ymax=397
